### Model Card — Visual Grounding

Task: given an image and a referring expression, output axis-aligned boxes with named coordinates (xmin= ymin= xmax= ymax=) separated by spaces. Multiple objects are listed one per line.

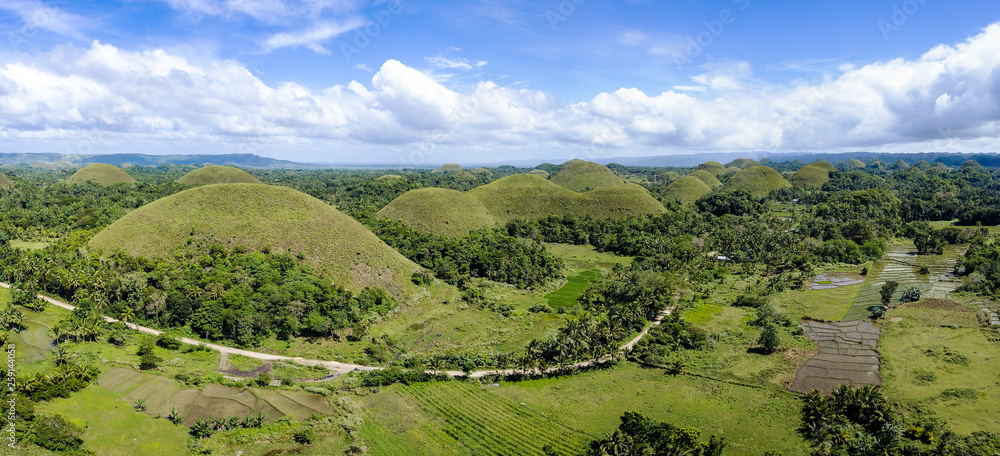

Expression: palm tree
xmin=119 ymin=306 xmax=137 ymax=330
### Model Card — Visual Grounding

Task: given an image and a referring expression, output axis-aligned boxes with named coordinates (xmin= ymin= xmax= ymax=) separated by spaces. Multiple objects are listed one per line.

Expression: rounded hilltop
xmin=721 ymin=165 xmax=791 ymax=197
xmin=790 ymin=162 xmax=836 ymax=188
xmin=664 ymin=176 xmax=712 ymax=204
xmin=689 ymin=170 xmax=722 ymax=188
xmin=550 ymin=159 xmax=625 ymax=192
xmin=696 ymin=161 xmax=727 ymax=176
xmin=380 ymin=173 xmax=665 ymax=237
xmin=66 ymin=164 xmax=137 ymax=186
xmin=432 ymin=163 xmax=464 ymax=173
xmin=89 ymin=184 xmax=418 ymax=297
xmin=178 ymin=165 xmax=260 ymax=185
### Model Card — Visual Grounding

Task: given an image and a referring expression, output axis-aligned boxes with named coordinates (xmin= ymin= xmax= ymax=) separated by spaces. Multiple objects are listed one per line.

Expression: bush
xmin=528 ymin=303 xmax=553 ymax=313
xmin=880 ymin=280 xmax=899 ymax=305
xmin=901 ymin=286 xmax=922 ymax=303
xmin=294 ymin=428 xmax=315 ymax=444
xmin=156 ymin=334 xmax=183 ymax=350
xmin=136 ymin=336 xmax=156 ymax=356
xmin=733 ymin=294 xmax=769 ymax=308
xmin=32 ymin=415 xmax=86 ymax=453
xmin=139 ymin=354 xmax=162 ymax=370
xmin=107 ymin=331 xmax=127 ymax=347
xmin=757 ymin=322 xmax=780 ymax=354
xmin=256 ymin=373 xmax=271 ymax=387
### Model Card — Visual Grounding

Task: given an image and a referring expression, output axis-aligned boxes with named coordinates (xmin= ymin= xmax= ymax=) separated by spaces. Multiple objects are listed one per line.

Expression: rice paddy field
xmin=843 ymin=245 xmax=964 ymax=320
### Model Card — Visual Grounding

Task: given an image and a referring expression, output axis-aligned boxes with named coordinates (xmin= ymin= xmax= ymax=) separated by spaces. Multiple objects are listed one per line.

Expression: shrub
xmin=294 ymin=428 xmax=315 ymax=444
xmin=31 ymin=415 xmax=86 ymax=453
xmin=758 ymin=322 xmax=780 ymax=354
xmin=107 ymin=331 xmax=127 ymax=346
xmin=880 ymin=280 xmax=899 ymax=305
xmin=139 ymin=354 xmax=162 ymax=370
xmin=528 ymin=303 xmax=553 ymax=313
xmin=901 ymin=286 xmax=922 ymax=303
xmin=156 ymin=334 xmax=183 ymax=350
xmin=136 ymin=336 xmax=156 ymax=356
xmin=733 ymin=294 xmax=769 ymax=308
xmin=256 ymin=373 xmax=271 ymax=387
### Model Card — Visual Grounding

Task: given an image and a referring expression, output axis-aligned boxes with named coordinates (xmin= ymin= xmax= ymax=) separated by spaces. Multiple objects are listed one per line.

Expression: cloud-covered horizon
xmin=0 ymin=23 xmax=999 ymax=164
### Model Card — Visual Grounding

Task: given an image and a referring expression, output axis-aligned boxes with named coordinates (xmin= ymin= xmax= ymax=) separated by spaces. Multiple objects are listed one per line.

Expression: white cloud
xmin=426 ymin=56 xmax=488 ymax=71
xmin=354 ymin=63 xmax=373 ymax=72
xmin=1 ymin=24 xmax=1000 ymax=162
xmin=263 ymin=19 xmax=365 ymax=53
xmin=0 ymin=0 xmax=86 ymax=39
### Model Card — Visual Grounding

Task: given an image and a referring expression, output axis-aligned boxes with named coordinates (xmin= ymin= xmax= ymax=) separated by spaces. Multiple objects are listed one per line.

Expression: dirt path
xmin=1 ymin=282 xmax=673 ymax=380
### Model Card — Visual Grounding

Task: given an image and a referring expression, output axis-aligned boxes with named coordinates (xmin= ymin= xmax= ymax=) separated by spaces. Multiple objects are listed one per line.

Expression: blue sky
xmin=0 ymin=0 xmax=999 ymax=165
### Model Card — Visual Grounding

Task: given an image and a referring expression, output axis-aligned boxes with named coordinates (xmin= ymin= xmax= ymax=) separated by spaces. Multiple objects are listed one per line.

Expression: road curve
xmin=1 ymin=282 xmax=672 ymax=379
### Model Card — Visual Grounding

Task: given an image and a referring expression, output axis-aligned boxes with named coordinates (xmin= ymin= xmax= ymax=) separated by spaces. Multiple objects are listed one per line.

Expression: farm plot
xmin=844 ymin=245 xmax=964 ymax=320
xmin=791 ymin=321 xmax=881 ymax=394
xmin=390 ymin=381 xmax=590 ymax=456
xmin=9 ymin=319 xmax=54 ymax=364
xmin=546 ymin=269 xmax=599 ymax=308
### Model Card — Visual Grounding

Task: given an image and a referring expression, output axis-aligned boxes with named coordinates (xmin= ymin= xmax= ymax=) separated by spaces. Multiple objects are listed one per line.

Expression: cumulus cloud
xmin=1 ymin=24 xmax=1000 ymax=162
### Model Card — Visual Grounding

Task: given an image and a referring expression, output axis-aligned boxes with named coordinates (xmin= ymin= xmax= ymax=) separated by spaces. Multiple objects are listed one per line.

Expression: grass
xmin=696 ymin=161 xmax=727 ymax=176
xmin=789 ymin=162 xmax=836 ymax=188
xmin=527 ymin=169 xmax=550 ymax=178
xmin=228 ymin=353 xmax=266 ymax=371
xmin=382 ymin=174 xmax=665 ymax=236
xmin=689 ymin=169 xmax=723 ymax=188
xmin=880 ymin=299 xmax=1000 ymax=435
xmin=377 ymin=187 xmax=498 ymax=237
xmin=550 ymin=159 xmax=625 ymax=192
xmin=88 ymin=183 xmax=418 ymax=297
xmin=359 ymin=381 xmax=591 ymax=456
xmin=177 ymin=165 xmax=261 ymax=185
xmin=778 ymin=282 xmax=862 ymax=322
xmin=726 ymin=158 xmax=760 ymax=169
xmin=9 ymin=240 xmax=51 ymax=250
xmin=721 ymin=166 xmax=791 ymax=197
xmin=38 ymin=384 xmax=190 ymax=456
xmin=0 ymin=171 xmax=11 ymax=189
xmin=66 ymin=163 xmax=137 ymax=186
xmin=847 ymin=158 xmax=866 ymax=168
xmin=665 ymin=176 xmax=712 ymax=204
xmin=543 ymin=243 xmax=631 ymax=270
xmin=432 ymin=164 xmax=464 ymax=173
xmin=546 ymin=270 xmax=600 ymax=308
xmin=490 ymin=362 xmax=811 ymax=456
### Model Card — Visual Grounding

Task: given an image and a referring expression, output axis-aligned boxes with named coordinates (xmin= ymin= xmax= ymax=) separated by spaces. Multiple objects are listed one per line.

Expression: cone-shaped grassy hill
xmin=178 ymin=166 xmax=260 ymax=185
xmin=375 ymin=174 xmax=406 ymax=182
xmin=66 ymin=164 xmax=137 ymax=186
xmin=665 ymin=176 xmax=712 ymax=204
xmin=726 ymin=158 xmax=760 ymax=169
xmin=891 ymin=159 xmax=910 ymax=170
xmin=790 ymin=162 xmax=836 ymax=188
xmin=550 ymin=160 xmax=624 ymax=192
xmin=377 ymin=188 xmax=497 ymax=237
xmin=432 ymin=163 xmax=464 ymax=173
xmin=689 ymin=170 xmax=723 ymax=188
xmin=0 ymin=172 xmax=12 ymax=190
xmin=380 ymin=174 xmax=665 ymax=236
xmin=696 ymin=161 xmax=727 ymax=176
xmin=912 ymin=160 xmax=932 ymax=170
xmin=527 ymin=169 xmax=550 ymax=179
xmin=89 ymin=184 xmax=418 ymax=297
xmin=847 ymin=159 xmax=866 ymax=169
xmin=721 ymin=166 xmax=791 ymax=197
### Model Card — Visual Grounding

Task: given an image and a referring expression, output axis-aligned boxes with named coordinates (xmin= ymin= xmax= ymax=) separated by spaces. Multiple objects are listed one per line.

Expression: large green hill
xmin=89 ymin=184 xmax=418 ymax=298
xmin=550 ymin=160 xmax=624 ymax=192
xmin=689 ymin=170 xmax=723 ymax=188
xmin=790 ymin=162 xmax=836 ymax=188
xmin=66 ymin=164 xmax=137 ymax=186
xmin=178 ymin=166 xmax=261 ymax=185
xmin=721 ymin=166 xmax=791 ymax=197
xmin=377 ymin=188 xmax=497 ymax=237
xmin=0 ymin=172 xmax=12 ymax=190
xmin=664 ymin=176 xmax=712 ymax=204
xmin=380 ymin=174 xmax=665 ymax=236
xmin=432 ymin=163 xmax=464 ymax=173
xmin=696 ymin=161 xmax=727 ymax=176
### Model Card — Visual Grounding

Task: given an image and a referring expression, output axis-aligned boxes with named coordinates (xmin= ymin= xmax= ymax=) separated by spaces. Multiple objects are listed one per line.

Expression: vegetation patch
xmin=545 ymin=269 xmax=600 ymax=308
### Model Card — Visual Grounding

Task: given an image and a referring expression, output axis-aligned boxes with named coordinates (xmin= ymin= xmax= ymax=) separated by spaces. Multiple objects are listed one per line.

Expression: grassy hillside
xmin=381 ymin=174 xmax=665 ymax=236
xmin=375 ymin=174 xmax=406 ymax=182
xmin=790 ymin=162 xmax=836 ymax=188
xmin=664 ymin=176 xmax=712 ymax=204
xmin=696 ymin=161 xmax=727 ymax=176
xmin=432 ymin=163 xmax=464 ymax=173
xmin=377 ymin=188 xmax=497 ymax=237
xmin=89 ymin=184 xmax=418 ymax=297
xmin=689 ymin=170 xmax=723 ymax=188
xmin=726 ymin=158 xmax=760 ymax=169
xmin=66 ymin=163 xmax=137 ymax=186
xmin=527 ymin=169 xmax=550 ymax=178
xmin=847 ymin=158 xmax=866 ymax=169
xmin=0 ymin=172 xmax=12 ymax=189
xmin=550 ymin=159 xmax=624 ymax=191
xmin=177 ymin=165 xmax=261 ymax=185
xmin=891 ymin=159 xmax=910 ymax=170
xmin=721 ymin=166 xmax=791 ymax=197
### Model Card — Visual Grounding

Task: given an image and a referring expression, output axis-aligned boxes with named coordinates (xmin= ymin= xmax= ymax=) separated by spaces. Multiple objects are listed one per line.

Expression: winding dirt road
xmin=1 ymin=282 xmax=672 ymax=379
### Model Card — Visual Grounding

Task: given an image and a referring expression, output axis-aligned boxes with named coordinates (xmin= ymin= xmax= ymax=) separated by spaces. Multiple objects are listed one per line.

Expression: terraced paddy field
xmin=843 ymin=245 xmax=964 ymax=320
xmin=359 ymin=381 xmax=591 ymax=456
xmin=879 ymin=299 xmax=1000 ymax=435
xmin=98 ymin=368 xmax=334 ymax=425
xmin=546 ymin=269 xmax=599 ymax=309
xmin=790 ymin=321 xmax=881 ymax=394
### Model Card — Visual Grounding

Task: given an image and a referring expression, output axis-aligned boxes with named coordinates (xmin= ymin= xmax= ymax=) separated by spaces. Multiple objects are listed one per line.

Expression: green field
xmin=546 ymin=269 xmax=600 ymax=308
xmin=359 ymin=381 xmax=591 ymax=456
xmin=9 ymin=240 xmax=51 ymax=250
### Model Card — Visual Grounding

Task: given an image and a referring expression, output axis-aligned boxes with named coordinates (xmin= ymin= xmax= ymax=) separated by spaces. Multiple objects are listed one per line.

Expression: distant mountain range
xmin=0 ymin=153 xmax=319 ymax=169
xmin=1 ymin=151 xmax=998 ymax=170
